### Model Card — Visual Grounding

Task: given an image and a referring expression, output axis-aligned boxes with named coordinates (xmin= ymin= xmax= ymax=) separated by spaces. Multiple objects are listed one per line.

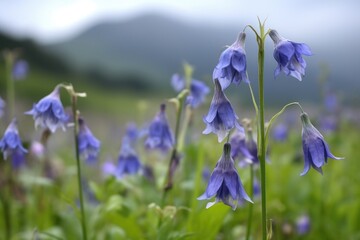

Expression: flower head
xmin=203 ymin=79 xmax=244 ymax=142
xmin=0 ymin=119 xmax=28 ymax=166
xmin=296 ymin=215 xmax=311 ymax=235
xmin=25 ymin=85 xmax=69 ymax=132
xmin=300 ymin=112 xmax=343 ymax=175
xmin=198 ymin=143 xmax=252 ymax=210
xmin=213 ymin=32 xmax=249 ymax=90
xmin=12 ymin=59 xmax=29 ymax=80
xmin=145 ymin=104 xmax=174 ymax=152
xmin=269 ymin=30 xmax=312 ymax=81
xmin=171 ymin=74 xmax=210 ymax=108
xmin=117 ymin=141 xmax=141 ymax=177
xmin=0 ymin=96 xmax=5 ymax=118
xmin=272 ymin=123 xmax=289 ymax=141
xmin=78 ymin=118 xmax=101 ymax=163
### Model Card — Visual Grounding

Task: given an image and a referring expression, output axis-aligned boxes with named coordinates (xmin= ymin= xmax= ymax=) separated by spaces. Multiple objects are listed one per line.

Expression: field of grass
xmin=0 ymin=65 xmax=359 ymax=240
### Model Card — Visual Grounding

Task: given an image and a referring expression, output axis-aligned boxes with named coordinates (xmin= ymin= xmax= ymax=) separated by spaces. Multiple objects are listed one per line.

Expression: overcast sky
xmin=0 ymin=0 xmax=359 ymax=43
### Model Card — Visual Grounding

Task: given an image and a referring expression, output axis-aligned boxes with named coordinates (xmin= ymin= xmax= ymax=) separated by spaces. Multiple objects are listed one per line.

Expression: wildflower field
xmin=0 ymin=21 xmax=359 ymax=240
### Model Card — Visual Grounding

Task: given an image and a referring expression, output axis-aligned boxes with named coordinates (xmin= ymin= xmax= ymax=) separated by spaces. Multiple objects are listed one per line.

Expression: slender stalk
xmin=245 ymin=165 xmax=254 ymax=240
xmin=257 ymin=26 xmax=267 ymax=240
xmin=4 ymin=52 xmax=15 ymax=121
xmin=162 ymin=95 xmax=186 ymax=204
xmin=71 ymin=95 xmax=88 ymax=240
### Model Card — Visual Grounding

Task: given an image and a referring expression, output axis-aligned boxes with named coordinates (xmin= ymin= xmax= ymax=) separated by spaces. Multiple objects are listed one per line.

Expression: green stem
xmin=162 ymin=96 xmax=186 ymax=204
xmin=245 ymin=165 xmax=254 ymax=240
xmin=257 ymin=26 xmax=267 ymax=240
xmin=5 ymin=53 xmax=15 ymax=121
xmin=71 ymin=95 xmax=88 ymax=240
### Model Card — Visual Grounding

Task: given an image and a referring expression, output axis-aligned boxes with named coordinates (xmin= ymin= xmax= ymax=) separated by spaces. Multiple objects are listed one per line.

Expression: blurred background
xmin=0 ymin=1 xmax=360 ymax=239
xmin=1 ymin=0 xmax=360 ymax=108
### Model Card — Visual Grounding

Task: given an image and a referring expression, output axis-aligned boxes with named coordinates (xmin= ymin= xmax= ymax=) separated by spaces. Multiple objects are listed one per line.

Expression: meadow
xmin=0 ymin=27 xmax=359 ymax=240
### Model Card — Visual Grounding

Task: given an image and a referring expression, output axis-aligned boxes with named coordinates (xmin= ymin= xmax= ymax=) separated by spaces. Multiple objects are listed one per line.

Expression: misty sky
xmin=1 ymin=0 xmax=360 ymax=43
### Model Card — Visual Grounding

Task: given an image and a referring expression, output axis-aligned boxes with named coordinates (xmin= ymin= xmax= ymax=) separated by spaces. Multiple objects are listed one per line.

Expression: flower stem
xmin=71 ymin=95 xmax=88 ymax=240
xmin=4 ymin=51 xmax=15 ymax=121
xmin=245 ymin=164 xmax=254 ymax=240
xmin=162 ymin=94 xmax=186 ymax=205
xmin=257 ymin=23 xmax=268 ymax=240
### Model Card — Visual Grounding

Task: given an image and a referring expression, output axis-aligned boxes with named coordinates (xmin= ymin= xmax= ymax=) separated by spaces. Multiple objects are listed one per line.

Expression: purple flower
xmin=269 ymin=30 xmax=312 ymax=81
xmin=203 ymin=79 xmax=244 ymax=142
xmin=25 ymin=85 xmax=69 ymax=133
xmin=171 ymin=74 xmax=210 ymax=108
xmin=145 ymin=104 xmax=174 ymax=152
xmin=0 ymin=96 xmax=5 ymax=118
xmin=272 ymin=123 xmax=289 ymax=141
xmin=319 ymin=115 xmax=338 ymax=134
xmin=78 ymin=118 xmax=101 ymax=163
xmin=324 ymin=91 xmax=338 ymax=112
xmin=29 ymin=141 xmax=45 ymax=159
xmin=125 ymin=122 xmax=139 ymax=143
xmin=229 ymin=130 xmax=253 ymax=163
xmin=117 ymin=141 xmax=141 ymax=177
xmin=296 ymin=215 xmax=311 ymax=235
xmin=0 ymin=119 xmax=28 ymax=166
xmin=213 ymin=32 xmax=249 ymax=90
xmin=12 ymin=59 xmax=29 ymax=80
xmin=300 ymin=112 xmax=343 ymax=175
xmin=198 ymin=143 xmax=252 ymax=210
xmin=102 ymin=158 xmax=117 ymax=177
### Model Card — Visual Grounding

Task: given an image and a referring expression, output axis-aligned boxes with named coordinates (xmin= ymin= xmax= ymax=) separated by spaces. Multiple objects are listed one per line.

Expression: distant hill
xmin=47 ymin=14 xmax=329 ymax=105
xmin=0 ymin=31 xmax=71 ymax=74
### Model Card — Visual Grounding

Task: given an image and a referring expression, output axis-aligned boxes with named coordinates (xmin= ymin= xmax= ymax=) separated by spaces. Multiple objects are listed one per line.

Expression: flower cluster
xmin=145 ymin=104 xmax=174 ymax=152
xmin=0 ymin=119 xmax=27 ymax=168
xmin=300 ymin=112 xmax=343 ymax=175
xmin=203 ymin=79 xmax=244 ymax=142
xmin=171 ymin=73 xmax=210 ymax=108
xmin=25 ymin=85 xmax=69 ymax=133
xmin=269 ymin=30 xmax=312 ymax=81
xmin=198 ymin=143 xmax=252 ymax=209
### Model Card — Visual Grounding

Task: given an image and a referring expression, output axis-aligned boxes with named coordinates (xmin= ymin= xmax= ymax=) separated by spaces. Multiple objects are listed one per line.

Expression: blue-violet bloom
xmin=145 ymin=104 xmax=174 ymax=152
xmin=171 ymin=73 xmax=210 ymax=108
xmin=296 ymin=215 xmax=311 ymax=235
xmin=12 ymin=59 xmax=29 ymax=80
xmin=272 ymin=122 xmax=289 ymax=141
xmin=198 ymin=143 xmax=252 ymax=210
xmin=25 ymin=85 xmax=69 ymax=133
xmin=229 ymin=130 xmax=253 ymax=163
xmin=300 ymin=112 xmax=343 ymax=175
xmin=117 ymin=141 xmax=141 ymax=177
xmin=0 ymin=118 xmax=28 ymax=163
xmin=269 ymin=30 xmax=312 ymax=81
xmin=78 ymin=118 xmax=101 ymax=163
xmin=203 ymin=79 xmax=244 ymax=142
xmin=213 ymin=32 xmax=249 ymax=90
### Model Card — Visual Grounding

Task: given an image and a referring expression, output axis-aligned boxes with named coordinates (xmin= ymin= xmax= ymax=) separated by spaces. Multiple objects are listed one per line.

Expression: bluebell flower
xmin=300 ymin=112 xmax=343 ymax=175
xmin=269 ymin=30 xmax=312 ymax=81
xmin=117 ymin=141 xmax=141 ymax=177
xmin=145 ymin=104 xmax=174 ymax=152
xmin=0 ymin=119 xmax=28 ymax=165
xmin=12 ymin=59 xmax=29 ymax=80
xmin=125 ymin=122 xmax=139 ymax=143
xmin=203 ymin=79 xmax=244 ymax=142
xmin=102 ymin=158 xmax=117 ymax=178
xmin=78 ymin=118 xmax=101 ymax=163
xmin=25 ymin=85 xmax=69 ymax=133
xmin=213 ymin=32 xmax=249 ymax=90
xmin=296 ymin=215 xmax=311 ymax=235
xmin=0 ymin=96 xmax=5 ymax=118
xmin=198 ymin=143 xmax=252 ymax=210
xmin=171 ymin=74 xmax=210 ymax=108
xmin=272 ymin=123 xmax=289 ymax=141
xmin=229 ymin=130 xmax=253 ymax=163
